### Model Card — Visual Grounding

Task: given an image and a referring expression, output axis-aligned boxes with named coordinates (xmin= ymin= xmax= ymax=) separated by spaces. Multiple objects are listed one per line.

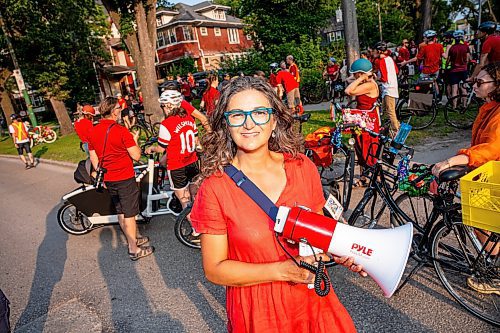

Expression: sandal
xmin=136 ymin=236 xmax=150 ymax=246
xmin=129 ymin=245 xmax=155 ymax=261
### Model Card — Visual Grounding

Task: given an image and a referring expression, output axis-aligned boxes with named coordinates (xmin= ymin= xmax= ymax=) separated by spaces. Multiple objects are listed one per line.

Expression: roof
xmin=156 ymin=2 xmax=243 ymax=29
xmin=102 ymin=65 xmax=136 ymax=75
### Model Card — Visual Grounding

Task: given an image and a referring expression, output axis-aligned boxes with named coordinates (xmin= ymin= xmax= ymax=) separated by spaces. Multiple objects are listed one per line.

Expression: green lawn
xmin=0 ymin=133 xmax=86 ymax=163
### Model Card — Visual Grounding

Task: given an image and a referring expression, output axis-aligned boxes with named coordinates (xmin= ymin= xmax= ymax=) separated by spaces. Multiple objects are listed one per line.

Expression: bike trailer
xmin=305 ymin=127 xmax=334 ymax=167
xmin=460 ymin=161 xmax=500 ymax=233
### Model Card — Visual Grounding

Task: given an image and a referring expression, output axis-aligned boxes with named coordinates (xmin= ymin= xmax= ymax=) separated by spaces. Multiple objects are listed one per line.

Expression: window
xmin=214 ymin=27 xmax=221 ymax=36
xmin=168 ymin=28 xmax=177 ymax=44
xmin=214 ymin=10 xmax=226 ymax=20
xmin=156 ymin=18 xmax=162 ymax=27
xmin=183 ymin=26 xmax=194 ymax=41
xmin=200 ymin=27 xmax=208 ymax=36
xmin=228 ymin=28 xmax=239 ymax=44
xmin=205 ymin=57 xmax=210 ymax=64
xmin=157 ymin=31 xmax=166 ymax=48
xmin=336 ymin=9 xmax=343 ymax=23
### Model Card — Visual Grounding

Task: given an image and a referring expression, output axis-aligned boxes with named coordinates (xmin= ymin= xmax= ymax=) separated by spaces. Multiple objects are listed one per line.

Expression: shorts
xmin=105 ymin=177 xmax=140 ymax=218
xmin=121 ymin=108 xmax=130 ymax=119
xmin=286 ymin=88 xmax=301 ymax=109
xmin=16 ymin=142 xmax=31 ymax=155
xmin=448 ymin=71 xmax=468 ymax=85
xmin=168 ymin=161 xmax=199 ymax=190
xmin=420 ymin=71 xmax=439 ymax=79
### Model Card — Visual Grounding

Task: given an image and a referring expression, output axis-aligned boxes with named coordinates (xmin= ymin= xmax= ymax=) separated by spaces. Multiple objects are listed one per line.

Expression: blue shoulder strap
xmin=224 ymin=165 xmax=278 ymax=221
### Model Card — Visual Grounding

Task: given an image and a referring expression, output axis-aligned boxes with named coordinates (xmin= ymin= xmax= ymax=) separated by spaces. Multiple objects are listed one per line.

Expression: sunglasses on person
xmin=224 ymin=107 xmax=274 ymax=127
xmin=472 ymin=78 xmax=495 ymax=87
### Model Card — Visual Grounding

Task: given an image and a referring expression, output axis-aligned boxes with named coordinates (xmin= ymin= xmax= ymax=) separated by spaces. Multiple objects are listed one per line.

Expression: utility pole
xmin=342 ymin=0 xmax=360 ymax=69
xmin=377 ymin=0 xmax=383 ymax=41
xmin=0 ymin=11 xmax=37 ymax=126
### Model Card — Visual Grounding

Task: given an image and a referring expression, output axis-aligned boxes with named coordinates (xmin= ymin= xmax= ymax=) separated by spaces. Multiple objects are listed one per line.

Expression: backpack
xmin=74 ymin=158 xmax=94 ymax=184
xmin=304 ymin=127 xmax=334 ymax=168
xmin=0 ymin=289 xmax=10 ymax=333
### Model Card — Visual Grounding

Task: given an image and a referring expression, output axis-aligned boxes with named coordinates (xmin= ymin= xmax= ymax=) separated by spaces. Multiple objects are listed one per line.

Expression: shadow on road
xmin=15 ymin=205 xmax=68 ymax=331
xmin=33 ymin=146 xmax=48 ymax=159
xmin=98 ymin=228 xmax=185 ymax=332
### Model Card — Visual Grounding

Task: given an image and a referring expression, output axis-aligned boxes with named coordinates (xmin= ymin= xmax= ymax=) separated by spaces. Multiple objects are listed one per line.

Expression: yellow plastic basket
xmin=460 ymin=161 xmax=500 ymax=233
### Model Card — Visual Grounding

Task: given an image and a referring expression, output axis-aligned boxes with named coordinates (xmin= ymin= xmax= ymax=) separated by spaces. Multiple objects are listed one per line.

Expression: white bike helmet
xmin=158 ymin=90 xmax=183 ymax=107
xmin=423 ymin=30 xmax=437 ymax=38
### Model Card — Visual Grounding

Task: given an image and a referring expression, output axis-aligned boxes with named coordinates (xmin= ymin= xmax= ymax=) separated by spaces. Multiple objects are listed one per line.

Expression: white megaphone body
xmin=275 ymin=206 xmax=413 ymax=298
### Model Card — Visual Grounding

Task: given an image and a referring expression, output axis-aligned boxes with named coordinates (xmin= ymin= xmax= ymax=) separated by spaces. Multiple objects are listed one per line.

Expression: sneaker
xmin=30 ymin=163 xmax=35 ymax=168
xmin=25 ymin=164 xmax=31 ymax=169
xmin=185 ymin=233 xmax=201 ymax=244
xmin=467 ymin=277 xmax=500 ymax=296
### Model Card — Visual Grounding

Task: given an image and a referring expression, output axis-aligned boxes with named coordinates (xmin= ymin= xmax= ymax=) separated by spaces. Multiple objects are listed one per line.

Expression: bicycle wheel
xmin=348 ymin=191 xmax=386 ymax=229
xmin=174 ymin=206 xmax=201 ymax=249
xmin=43 ymin=129 xmax=57 ymax=143
xmin=391 ymin=193 xmax=433 ymax=230
xmin=303 ymin=87 xmax=324 ymax=104
xmin=57 ymin=202 xmax=92 ymax=235
xmin=396 ymin=98 xmax=437 ymax=130
xmin=341 ymin=149 xmax=355 ymax=211
xmin=431 ymin=220 xmax=500 ymax=326
xmin=444 ymin=95 xmax=480 ymax=129
xmin=322 ymin=146 xmax=347 ymax=181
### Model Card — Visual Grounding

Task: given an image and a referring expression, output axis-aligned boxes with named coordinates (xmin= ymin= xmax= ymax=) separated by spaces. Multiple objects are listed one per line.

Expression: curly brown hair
xmin=482 ymin=62 xmax=500 ymax=102
xmin=99 ymin=97 xmax=118 ymax=118
xmin=199 ymin=76 xmax=303 ymax=179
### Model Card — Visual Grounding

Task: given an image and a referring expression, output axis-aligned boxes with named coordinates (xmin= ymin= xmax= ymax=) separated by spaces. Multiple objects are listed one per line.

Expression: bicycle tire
xmin=396 ymin=98 xmax=437 ymax=130
xmin=431 ymin=220 xmax=500 ymax=326
xmin=342 ymin=149 xmax=355 ymax=211
xmin=43 ymin=129 xmax=57 ymax=143
xmin=391 ymin=193 xmax=433 ymax=230
xmin=444 ymin=95 xmax=480 ymax=130
xmin=347 ymin=190 xmax=386 ymax=229
xmin=322 ymin=146 xmax=347 ymax=181
xmin=174 ymin=206 xmax=201 ymax=249
xmin=57 ymin=202 xmax=92 ymax=235
xmin=303 ymin=88 xmax=324 ymax=104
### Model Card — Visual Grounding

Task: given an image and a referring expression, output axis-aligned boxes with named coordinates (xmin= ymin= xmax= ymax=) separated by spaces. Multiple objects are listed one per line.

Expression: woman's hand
xmin=432 ymin=160 xmax=450 ymax=177
xmin=144 ymin=146 xmax=156 ymax=155
xmin=277 ymin=254 xmax=331 ymax=284
xmin=332 ymin=255 xmax=368 ymax=277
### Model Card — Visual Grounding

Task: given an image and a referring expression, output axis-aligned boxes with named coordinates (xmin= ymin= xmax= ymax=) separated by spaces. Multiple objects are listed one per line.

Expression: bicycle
xmin=396 ymin=76 xmax=438 ymax=130
xmin=27 ymin=124 xmax=58 ymax=148
xmin=443 ymin=81 xmax=481 ymax=129
xmin=130 ymin=109 xmax=161 ymax=144
xmin=391 ymin=165 xmax=499 ymax=327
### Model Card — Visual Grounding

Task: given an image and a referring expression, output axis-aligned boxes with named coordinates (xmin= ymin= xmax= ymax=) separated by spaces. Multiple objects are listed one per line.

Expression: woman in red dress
xmin=345 ymin=58 xmax=381 ymax=186
xmin=190 ymin=76 xmax=365 ymax=333
xmin=200 ymin=74 xmax=220 ymax=116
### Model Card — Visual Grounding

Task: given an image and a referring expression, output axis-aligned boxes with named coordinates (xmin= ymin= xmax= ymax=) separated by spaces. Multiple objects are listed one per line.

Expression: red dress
xmin=191 ymin=155 xmax=356 ymax=333
xmin=354 ymin=95 xmax=380 ymax=167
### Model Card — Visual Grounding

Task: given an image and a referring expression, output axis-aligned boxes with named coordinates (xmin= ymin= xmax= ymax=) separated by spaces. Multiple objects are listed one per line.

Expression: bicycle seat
xmin=293 ymin=113 xmax=311 ymax=123
xmin=439 ymin=166 xmax=469 ymax=183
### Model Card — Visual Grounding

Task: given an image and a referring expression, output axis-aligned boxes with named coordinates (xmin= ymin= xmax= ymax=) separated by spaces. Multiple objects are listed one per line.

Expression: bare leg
xmin=19 ymin=154 xmax=27 ymax=165
xmin=174 ymin=187 xmax=192 ymax=210
xmin=451 ymin=84 xmax=459 ymax=108
xmin=27 ymin=153 xmax=35 ymax=165
xmin=117 ymin=214 xmax=139 ymax=254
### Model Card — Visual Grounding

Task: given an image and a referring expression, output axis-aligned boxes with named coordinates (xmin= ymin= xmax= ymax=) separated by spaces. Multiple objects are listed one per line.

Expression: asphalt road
xmin=0 ymin=145 xmax=496 ymax=332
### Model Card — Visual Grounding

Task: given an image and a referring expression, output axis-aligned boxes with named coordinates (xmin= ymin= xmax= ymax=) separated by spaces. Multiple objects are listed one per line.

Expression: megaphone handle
xmin=299 ymin=242 xmax=323 ymax=289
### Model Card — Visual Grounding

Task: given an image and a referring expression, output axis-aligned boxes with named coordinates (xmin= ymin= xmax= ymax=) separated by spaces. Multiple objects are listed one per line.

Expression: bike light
xmin=348 ymin=138 xmax=356 ymax=146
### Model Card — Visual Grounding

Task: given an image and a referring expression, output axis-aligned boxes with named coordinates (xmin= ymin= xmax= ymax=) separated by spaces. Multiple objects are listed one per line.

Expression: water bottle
xmin=390 ymin=123 xmax=412 ymax=154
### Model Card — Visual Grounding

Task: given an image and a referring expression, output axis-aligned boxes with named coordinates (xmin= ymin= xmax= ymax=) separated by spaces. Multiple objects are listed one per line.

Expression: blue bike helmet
xmin=329 ymin=57 xmax=336 ymax=63
xmin=349 ymin=58 xmax=372 ymax=74
xmin=479 ymin=21 xmax=497 ymax=34
xmin=453 ymin=30 xmax=465 ymax=38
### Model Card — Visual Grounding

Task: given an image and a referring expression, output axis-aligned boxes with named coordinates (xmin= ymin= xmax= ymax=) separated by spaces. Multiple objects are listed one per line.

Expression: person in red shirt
xmin=286 ymin=55 xmax=300 ymax=84
xmin=323 ymin=57 xmax=340 ymax=81
xmin=190 ymin=76 xmax=364 ymax=333
xmin=268 ymin=63 xmax=279 ymax=94
xmin=74 ymin=104 xmax=95 ymax=156
xmin=397 ymin=39 xmax=410 ymax=63
xmin=180 ymin=78 xmax=192 ymax=102
xmin=200 ymin=74 xmax=220 ymax=116
xmin=446 ymin=30 xmax=471 ymax=108
xmin=187 ymin=72 xmax=195 ymax=88
xmin=276 ymin=68 xmax=303 ymax=115
xmin=88 ymin=97 xmax=154 ymax=261
xmin=472 ymin=22 xmax=500 ymax=78
xmin=402 ymin=30 xmax=444 ymax=77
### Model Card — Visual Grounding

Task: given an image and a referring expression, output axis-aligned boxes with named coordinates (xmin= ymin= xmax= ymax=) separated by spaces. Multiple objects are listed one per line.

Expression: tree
xmin=0 ymin=0 xmax=108 ymax=135
xmin=101 ymin=0 xmax=163 ymax=123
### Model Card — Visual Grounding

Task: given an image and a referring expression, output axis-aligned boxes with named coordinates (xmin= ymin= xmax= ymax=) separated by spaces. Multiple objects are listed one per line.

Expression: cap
xmin=82 ymin=105 xmax=96 ymax=115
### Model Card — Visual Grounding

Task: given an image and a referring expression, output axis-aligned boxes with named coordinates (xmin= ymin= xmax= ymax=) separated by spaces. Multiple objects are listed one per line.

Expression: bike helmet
xmin=82 ymin=104 xmax=96 ymax=116
xmin=452 ymin=30 xmax=465 ymax=38
xmin=329 ymin=57 xmax=336 ymax=63
xmin=423 ymin=30 xmax=437 ymax=38
xmin=10 ymin=114 xmax=19 ymax=120
xmin=158 ymin=90 xmax=183 ymax=107
xmin=374 ymin=41 xmax=387 ymax=51
xmin=478 ymin=21 xmax=497 ymax=34
xmin=349 ymin=58 xmax=373 ymax=74
xmin=269 ymin=62 xmax=279 ymax=72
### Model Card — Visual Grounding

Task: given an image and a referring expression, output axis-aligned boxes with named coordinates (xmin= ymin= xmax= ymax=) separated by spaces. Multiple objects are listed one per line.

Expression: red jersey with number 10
xmin=158 ymin=110 xmax=198 ymax=171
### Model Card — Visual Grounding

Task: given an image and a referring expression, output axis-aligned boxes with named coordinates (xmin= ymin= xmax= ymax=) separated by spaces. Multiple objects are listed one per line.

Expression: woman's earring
xmin=271 ymin=130 xmax=276 ymax=138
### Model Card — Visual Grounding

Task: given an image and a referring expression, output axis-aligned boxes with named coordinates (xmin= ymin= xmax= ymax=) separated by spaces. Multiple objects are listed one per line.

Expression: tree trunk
xmin=49 ymin=97 xmax=74 ymax=135
xmin=421 ymin=0 xmax=432 ymax=35
xmin=0 ymin=68 xmax=15 ymax=126
xmin=342 ymin=0 xmax=360 ymax=69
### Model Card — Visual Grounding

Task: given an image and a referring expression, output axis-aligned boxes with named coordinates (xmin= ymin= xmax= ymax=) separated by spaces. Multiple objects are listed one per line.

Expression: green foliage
xmin=166 ymin=57 xmax=198 ymax=77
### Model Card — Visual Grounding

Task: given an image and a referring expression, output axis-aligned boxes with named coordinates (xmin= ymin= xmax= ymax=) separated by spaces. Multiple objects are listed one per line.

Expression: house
xmin=155 ymin=1 xmax=253 ymax=75
xmin=321 ymin=8 xmax=344 ymax=45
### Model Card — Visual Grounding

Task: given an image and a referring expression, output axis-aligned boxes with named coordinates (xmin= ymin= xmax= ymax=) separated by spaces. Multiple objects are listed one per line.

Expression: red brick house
xmin=156 ymin=1 xmax=253 ymax=75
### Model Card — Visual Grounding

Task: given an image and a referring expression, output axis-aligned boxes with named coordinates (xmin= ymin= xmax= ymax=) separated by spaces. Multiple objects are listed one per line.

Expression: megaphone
xmin=275 ymin=206 xmax=413 ymax=298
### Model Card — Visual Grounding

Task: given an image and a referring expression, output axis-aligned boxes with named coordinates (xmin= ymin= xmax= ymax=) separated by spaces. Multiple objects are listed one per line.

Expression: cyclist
xmin=8 ymin=114 xmax=35 ymax=169
xmin=286 ymin=55 xmax=300 ymax=84
xmin=200 ymin=73 xmax=220 ymax=116
xmin=276 ymin=63 xmax=304 ymax=115
xmin=268 ymin=62 xmax=279 ymax=94
xmin=471 ymin=21 xmax=500 ymax=78
xmin=323 ymin=57 xmax=340 ymax=99
xmin=145 ymin=90 xmax=201 ymax=245
xmin=446 ymin=30 xmax=471 ymax=108
xmin=372 ymin=41 xmax=400 ymax=132
xmin=74 ymin=104 xmax=95 ymax=156
xmin=432 ymin=62 xmax=500 ymax=294
xmin=402 ymin=30 xmax=444 ymax=78
xmin=345 ymin=58 xmax=380 ymax=186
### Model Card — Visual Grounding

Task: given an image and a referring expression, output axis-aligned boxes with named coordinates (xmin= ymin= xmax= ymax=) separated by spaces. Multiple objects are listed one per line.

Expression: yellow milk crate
xmin=460 ymin=161 xmax=500 ymax=233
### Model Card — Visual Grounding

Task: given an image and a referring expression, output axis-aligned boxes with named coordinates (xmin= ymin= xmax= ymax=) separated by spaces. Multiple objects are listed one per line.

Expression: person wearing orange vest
xmin=8 ymin=114 xmax=35 ymax=169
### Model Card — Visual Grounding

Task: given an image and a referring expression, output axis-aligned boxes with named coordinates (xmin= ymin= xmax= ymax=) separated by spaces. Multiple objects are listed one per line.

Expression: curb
xmin=0 ymin=154 xmax=77 ymax=169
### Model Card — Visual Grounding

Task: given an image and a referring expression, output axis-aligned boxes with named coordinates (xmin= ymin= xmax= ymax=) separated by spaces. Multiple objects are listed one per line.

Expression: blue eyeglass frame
xmin=223 ymin=107 xmax=274 ymax=127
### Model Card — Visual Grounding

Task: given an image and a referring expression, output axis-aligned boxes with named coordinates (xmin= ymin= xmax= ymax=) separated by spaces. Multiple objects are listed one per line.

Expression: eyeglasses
xmin=473 ymin=78 xmax=495 ymax=87
xmin=224 ymin=107 xmax=273 ymax=127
